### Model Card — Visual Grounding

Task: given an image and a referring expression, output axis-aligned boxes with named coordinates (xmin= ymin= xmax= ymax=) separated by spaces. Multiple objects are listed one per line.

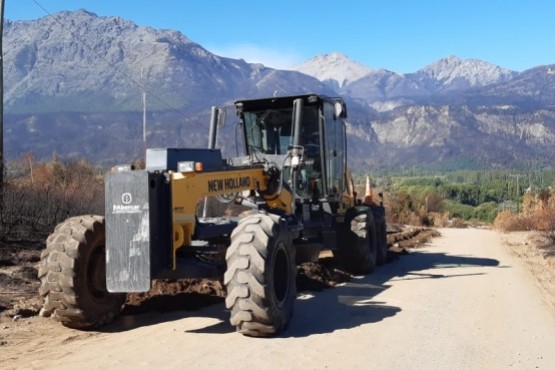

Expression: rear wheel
xmin=376 ymin=219 xmax=388 ymax=265
xmin=335 ymin=207 xmax=377 ymax=274
xmin=372 ymin=205 xmax=388 ymax=265
xmin=38 ymin=215 xmax=125 ymax=329
xmin=224 ymin=213 xmax=296 ymax=337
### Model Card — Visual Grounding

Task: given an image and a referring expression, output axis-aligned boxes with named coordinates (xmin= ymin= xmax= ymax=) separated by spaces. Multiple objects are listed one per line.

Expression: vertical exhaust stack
xmin=203 ymin=106 xmax=219 ymax=218
xmin=364 ymin=176 xmax=373 ymax=205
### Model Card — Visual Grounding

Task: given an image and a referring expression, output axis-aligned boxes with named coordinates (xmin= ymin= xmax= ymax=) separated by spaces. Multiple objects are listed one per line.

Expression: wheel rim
xmin=273 ymin=244 xmax=290 ymax=307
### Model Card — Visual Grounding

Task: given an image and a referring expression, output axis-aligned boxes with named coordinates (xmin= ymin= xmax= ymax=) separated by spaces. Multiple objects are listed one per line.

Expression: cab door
xmin=323 ymin=101 xmax=346 ymax=201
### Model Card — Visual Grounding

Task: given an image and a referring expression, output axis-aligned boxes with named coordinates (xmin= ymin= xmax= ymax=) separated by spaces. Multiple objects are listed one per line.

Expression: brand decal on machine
xmin=121 ymin=192 xmax=133 ymax=204
xmin=112 ymin=204 xmax=142 ymax=214
xmin=112 ymin=192 xmax=142 ymax=214
xmin=207 ymin=176 xmax=251 ymax=192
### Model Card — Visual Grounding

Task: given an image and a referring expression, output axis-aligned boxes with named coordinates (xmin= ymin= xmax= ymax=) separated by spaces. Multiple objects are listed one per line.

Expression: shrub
xmin=529 ymin=207 xmax=555 ymax=232
xmin=473 ymin=202 xmax=499 ymax=223
xmin=0 ymin=157 xmax=104 ymax=242
xmin=443 ymin=200 xmax=475 ymax=220
xmin=493 ymin=210 xmax=534 ymax=232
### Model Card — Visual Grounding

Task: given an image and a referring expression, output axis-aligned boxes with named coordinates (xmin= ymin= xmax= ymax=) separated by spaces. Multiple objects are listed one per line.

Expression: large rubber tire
xmin=376 ymin=220 xmax=388 ymax=265
xmin=38 ymin=215 xmax=125 ymax=329
xmin=224 ymin=213 xmax=296 ymax=337
xmin=334 ymin=207 xmax=377 ymax=274
xmin=372 ymin=205 xmax=388 ymax=266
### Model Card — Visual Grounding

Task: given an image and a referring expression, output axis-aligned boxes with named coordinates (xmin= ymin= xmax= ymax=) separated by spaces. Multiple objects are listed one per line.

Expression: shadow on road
xmin=104 ymin=301 xmax=230 ymax=334
xmin=102 ymin=248 xmax=501 ymax=336
xmin=283 ymin=249 xmax=500 ymax=338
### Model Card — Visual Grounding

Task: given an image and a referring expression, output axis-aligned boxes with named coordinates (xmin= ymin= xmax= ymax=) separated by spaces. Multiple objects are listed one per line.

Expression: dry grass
xmin=494 ymin=210 xmax=534 ymax=232
xmin=494 ymin=207 xmax=555 ymax=233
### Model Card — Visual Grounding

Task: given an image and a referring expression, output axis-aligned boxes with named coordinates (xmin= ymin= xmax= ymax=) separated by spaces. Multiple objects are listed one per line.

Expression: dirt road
xmin=4 ymin=228 xmax=555 ymax=369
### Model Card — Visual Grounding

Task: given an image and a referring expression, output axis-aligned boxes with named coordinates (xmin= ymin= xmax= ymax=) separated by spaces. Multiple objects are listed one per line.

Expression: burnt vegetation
xmin=0 ymin=154 xmax=104 ymax=243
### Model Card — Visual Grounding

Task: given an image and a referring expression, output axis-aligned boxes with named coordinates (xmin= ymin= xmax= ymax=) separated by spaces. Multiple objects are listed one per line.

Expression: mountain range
xmin=4 ymin=9 xmax=555 ymax=171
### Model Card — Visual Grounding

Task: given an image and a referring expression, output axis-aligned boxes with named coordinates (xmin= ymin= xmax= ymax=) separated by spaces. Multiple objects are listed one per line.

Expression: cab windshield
xmin=243 ymin=105 xmax=322 ymax=198
xmin=243 ymin=108 xmax=293 ymax=155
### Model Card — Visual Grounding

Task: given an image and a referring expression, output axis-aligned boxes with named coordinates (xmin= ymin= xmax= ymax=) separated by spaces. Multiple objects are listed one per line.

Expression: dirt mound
xmin=297 ymin=258 xmax=352 ymax=291
xmin=123 ymin=279 xmax=225 ymax=315
xmin=122 ymin=260 xmax=354 ymax=315
xmin=387 ymin=227 xmax=441 ymax=249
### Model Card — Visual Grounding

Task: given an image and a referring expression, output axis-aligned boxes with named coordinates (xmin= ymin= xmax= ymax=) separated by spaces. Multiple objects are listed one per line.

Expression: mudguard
xmin=105 ymin=171 xmax=171 ymax=292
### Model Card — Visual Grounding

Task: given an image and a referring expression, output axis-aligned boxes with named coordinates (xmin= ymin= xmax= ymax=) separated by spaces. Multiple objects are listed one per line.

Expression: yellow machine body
xmin=170 ymin=167 xmax=293 ymax=266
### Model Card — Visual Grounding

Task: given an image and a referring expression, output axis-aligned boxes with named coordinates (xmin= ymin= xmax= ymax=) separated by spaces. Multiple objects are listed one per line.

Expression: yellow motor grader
xmin=38 ymin=94 xmax=387 ymax=337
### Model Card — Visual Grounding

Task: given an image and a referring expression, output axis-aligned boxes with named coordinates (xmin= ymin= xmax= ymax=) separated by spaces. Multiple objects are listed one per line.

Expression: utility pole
xmin=509 ymin=174 xmax=525 ymax=212
xmin=0 ymin=0 xmax=5 ymax=197
xmin=141 ymin=67 xmax=146 ymax=145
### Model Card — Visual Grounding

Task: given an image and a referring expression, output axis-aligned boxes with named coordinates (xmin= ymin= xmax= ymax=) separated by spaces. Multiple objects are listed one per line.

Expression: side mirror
xmin=217 ymin=108 xmax=227 ymax=128
xmin=334 ymin=101 xmax=347 ymax=119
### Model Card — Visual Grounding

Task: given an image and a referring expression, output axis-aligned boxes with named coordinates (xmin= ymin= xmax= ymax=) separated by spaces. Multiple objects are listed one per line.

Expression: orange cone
xmin=364 ymin=176 xmax=373 ymax=205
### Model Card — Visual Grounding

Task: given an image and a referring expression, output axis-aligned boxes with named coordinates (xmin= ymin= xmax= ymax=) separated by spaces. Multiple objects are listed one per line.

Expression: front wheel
xmin=38 ymin=215 xmax=125 ymax=329
xmin=224 ymin=213 xmax=296 ymax=337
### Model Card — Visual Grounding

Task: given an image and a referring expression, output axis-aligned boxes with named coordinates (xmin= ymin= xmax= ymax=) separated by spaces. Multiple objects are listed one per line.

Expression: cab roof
xmin=234 ymin=94 xmax=346 ymax=116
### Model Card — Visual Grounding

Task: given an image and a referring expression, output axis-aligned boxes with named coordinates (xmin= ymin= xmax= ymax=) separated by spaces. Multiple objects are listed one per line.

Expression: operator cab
xmin=235 ymin=94 xmax=348 ymax=204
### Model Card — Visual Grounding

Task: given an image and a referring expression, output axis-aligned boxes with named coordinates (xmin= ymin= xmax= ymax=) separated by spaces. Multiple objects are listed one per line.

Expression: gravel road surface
xmin=3 ymin=228 xmax=555 ymax=369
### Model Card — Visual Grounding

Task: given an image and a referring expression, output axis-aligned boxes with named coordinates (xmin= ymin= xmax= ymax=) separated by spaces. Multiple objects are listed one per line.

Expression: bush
xmin=527 ymin=207 xmax=555 ymax=232
xmin=493 ymin=210 xmax=535 ymax=232
xmin=443 ymin=200 xmax=475 ymax=220
xmin=0 ymin=157 xmax=104 ymax=242
xmin=473 ymin=202 xmax=499 ymax=223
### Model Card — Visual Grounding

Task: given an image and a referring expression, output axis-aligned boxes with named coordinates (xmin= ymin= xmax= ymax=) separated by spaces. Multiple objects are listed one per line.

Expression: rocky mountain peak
xmin=418 ymin=55 xmax=517 ymax=89
xmin=293 ymin=52 xmax=374 ymax=88
xmin=3 ymin=9 xmax=332 ymax=114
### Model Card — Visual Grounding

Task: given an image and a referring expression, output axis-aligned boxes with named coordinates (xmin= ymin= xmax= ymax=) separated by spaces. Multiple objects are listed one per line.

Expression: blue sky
xmin=5 ymin=0 xmax=555 ymax=73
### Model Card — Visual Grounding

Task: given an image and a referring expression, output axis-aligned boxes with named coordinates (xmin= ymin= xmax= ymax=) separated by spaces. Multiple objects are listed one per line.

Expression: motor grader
xmin=38 ymin=94 xmax=387 ymax=337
